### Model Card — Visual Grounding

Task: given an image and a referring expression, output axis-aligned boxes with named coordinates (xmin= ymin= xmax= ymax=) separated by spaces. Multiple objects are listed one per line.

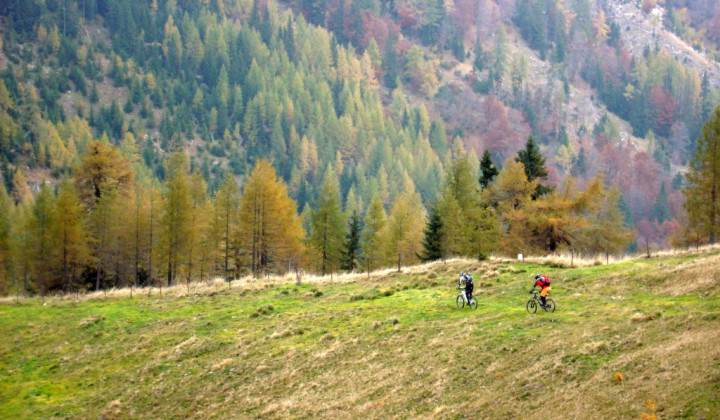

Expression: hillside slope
xmin=2 ymin=250 xmax=719 ymax=419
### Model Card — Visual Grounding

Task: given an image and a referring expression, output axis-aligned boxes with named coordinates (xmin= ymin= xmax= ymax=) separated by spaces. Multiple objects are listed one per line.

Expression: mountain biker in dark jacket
xmin=529 ymin=274 xmax=551 ymax=307
xmin=458 ymin=272 xmax=474 ymax=304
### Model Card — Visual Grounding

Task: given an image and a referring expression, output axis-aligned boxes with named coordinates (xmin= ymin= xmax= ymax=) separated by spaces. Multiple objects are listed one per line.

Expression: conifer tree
xmin=382 ymin=32 xmax=399 ymax=90
xmin=479 ymin=149 xmax=499 ymax=189
xmin=309 ymin=166 xmax=346 ymax=275
xmin=578 ymin=175 xmax=633 ymax=261
xmin=30 ymin=182 xmax=57 ymax=299
xmin=683 ymin=105 xmax=720 ymax=244
xmin=238 ymin=159 xmax=305 ymax=277
xmin=215 ymin=172 xmax=239 ymax=279
xmin=10 ymin=200 xmax=33 ymax=295
xmin=484 ymin=159 xmax=537 ymax=255
xmin=526 ymin=179 xmax=585 ymax=253
xmin=88 ymin=185 xmax=118 ymax=291
xmin=0 ymin=183 xmax=11 ymax=293
xmin=185 ymin=171 xmax=208 ymax=289
xmin=160 ymin=151 xmax=192 ymax=286
xmin=516 ymin=136 xmax=552 ymax=198
xmin=361 ymin=194 xmax=387 ymax=274
xmin=439 ymin=143 xmax=498 ymax=259
xmin=74 ymin=140 xmax=133 ymax=206
xmin=147 ymin=184 xmax=162 ymax=289
xmin=429 ymin=119 xmax=448 ymax=158
xmin=650 ymin=182 xmax=670 ymax=223
xmin=341 ymin=210 xmax=362 ymax=271
xmin=385 ymin=189 xmax=425 ymax=271
xmin=130 ymin=183 xmax=151 ymax=289
xmin=419 ymin=204 xmax=443 ymax=262
xmin=11 ymin=168 xmax=32 ymax=204
xmin=53 ymin=179 xmax=90 ymax=293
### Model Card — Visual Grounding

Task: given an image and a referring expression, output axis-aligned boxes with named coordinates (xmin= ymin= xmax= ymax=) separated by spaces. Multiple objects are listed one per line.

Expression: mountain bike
xmin=456 ymin=288 xmax=478 ymax=309
xmin=526 ymin=291 xmax=555 ymax=314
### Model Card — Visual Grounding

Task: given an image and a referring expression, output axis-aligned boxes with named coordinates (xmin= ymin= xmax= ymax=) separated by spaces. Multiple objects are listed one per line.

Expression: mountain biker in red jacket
xmin=529 ymin=274 xmax=551 ymax=307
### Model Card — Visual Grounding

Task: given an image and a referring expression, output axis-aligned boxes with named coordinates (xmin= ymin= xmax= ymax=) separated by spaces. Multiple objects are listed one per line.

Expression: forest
xmin=0 ymin=0 xmax=719 ymax=295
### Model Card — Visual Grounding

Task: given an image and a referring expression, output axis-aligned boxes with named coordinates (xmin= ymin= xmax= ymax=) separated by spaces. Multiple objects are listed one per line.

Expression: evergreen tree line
xmin=0 ymin=0 xmax=446 ymax=215
xmin=0 ymin=135 xmax=637 ymax=297
xmin=418 ymin=137 xmax=634 ymax=264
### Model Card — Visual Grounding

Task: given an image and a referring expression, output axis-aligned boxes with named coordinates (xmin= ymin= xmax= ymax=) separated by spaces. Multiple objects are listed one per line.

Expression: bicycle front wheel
xmin=456 ymin=295 xmax=465 ymax=309
xmin=526 ymin=299 xmax=537 ymax=314
xmin=470 ymin=298 xmax=478 ymax=309
xmin=544 ymin=298 xmax=556 ymax=313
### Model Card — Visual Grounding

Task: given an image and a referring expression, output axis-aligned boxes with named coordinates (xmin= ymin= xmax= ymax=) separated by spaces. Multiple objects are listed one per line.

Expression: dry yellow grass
xmin=2 ymin=250 xmax=719 ymax=419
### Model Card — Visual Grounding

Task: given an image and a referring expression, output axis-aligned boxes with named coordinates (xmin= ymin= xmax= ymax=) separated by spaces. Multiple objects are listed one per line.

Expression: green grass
xmin=1 ymin=252 xmax=720 ymax=419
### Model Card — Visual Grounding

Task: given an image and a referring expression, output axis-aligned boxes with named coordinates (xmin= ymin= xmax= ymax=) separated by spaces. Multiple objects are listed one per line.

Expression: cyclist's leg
xmin=540 ymin=287 xmax=550 ymax=305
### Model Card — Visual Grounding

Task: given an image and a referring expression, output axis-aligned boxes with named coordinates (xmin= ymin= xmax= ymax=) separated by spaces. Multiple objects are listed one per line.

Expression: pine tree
xmin=429 ymin=119 xmax=448 ymax=158
xmin=578 ymin=175 xmax=633 ymax=261
xmin=516 ymin=136 xmax=552 ymax=198
xmin=74 ymin=140 xmax=133 ymax=206
xmin=382 ymin=32 xmax=399 ymax=90
xmin=160 ymin=151 xmax=192 ymax=286
xmin=215 ymin=172 xmax=239 ymax=279
xmin=684 ymin=105 xmax=720 ymax=244
xmin=439 ymin=143 xmax=497 ymax=259
xmin=53 ymin=179 xmax=90 ymax=293
xmin=10 ymin=200 xmax=34 ymax=296
xmin=30 ymin=182 xmax=57 ymax=299
xmin=88 ymin=185 xmax=118 ymax=291
xmin=650 ymin=182 xmax=670 ymax=223
xmin=526 ymin=179 xmax=584 ymax=253
xmin=484 ymin=158 xmax=537 ymax=255
xmin=341 ymin=210 xmax=362 ymax=270
xmin=385 ymin=189 xmax=425 ymax=271
xmin=11 ymin=168 xmax=32 ymax=204
xmin=473 ymin=42 xmax=485 ymax=72
xmin=361 ymin=194 xmax=387 ymax=273
xmin=185 ymin=171 xmax=208 ymax=290
xmin=479 ymin=149 xmax=499 ymax=189
xmin=419 ymin=204 xmax=443 ymax=262
xmin=0 ymin=183 xmax=11 ymax=293
xmin=238 ymin=159 xmax=305 ymax=277
xmin=309 ymin=166 xmax=346 ymax=275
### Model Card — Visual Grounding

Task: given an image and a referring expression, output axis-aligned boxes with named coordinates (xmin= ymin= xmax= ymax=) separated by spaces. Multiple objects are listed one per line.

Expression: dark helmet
xmin=534 ymin=274 xmax=540 ymax=280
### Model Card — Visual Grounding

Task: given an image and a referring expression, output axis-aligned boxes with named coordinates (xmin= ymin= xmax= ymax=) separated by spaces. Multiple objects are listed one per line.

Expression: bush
xmin=250 ymin=304 xmax=275 ymax=318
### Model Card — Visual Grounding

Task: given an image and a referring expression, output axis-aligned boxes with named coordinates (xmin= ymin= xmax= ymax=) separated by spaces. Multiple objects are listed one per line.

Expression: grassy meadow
xmin=1 ymin=250 xmax=720 ymax=419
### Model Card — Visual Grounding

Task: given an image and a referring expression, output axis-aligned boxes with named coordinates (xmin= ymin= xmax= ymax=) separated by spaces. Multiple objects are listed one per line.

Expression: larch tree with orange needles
xmin=53 ymin=179 xmax=90 ymax=294
xmin=238 ymin=159 xmax=305 ymax=277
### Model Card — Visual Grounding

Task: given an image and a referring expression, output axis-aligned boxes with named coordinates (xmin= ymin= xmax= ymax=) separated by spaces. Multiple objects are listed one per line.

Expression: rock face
xmin=606 ymin=0 xmax=720 ymax=88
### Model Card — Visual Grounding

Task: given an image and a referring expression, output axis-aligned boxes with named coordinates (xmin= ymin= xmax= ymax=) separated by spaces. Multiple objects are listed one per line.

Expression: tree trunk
xmin=149 ymin=195 xmax=154 ymax=294
xmin=135 ymin=198 xmax=140 ymax=289
xmin=95 ymin=264 xmax=102 ymax=292
xmin=711 ymin=182 xmax=716 ymax=244
xmin=224 ymin=207 xmax=230 ymax=279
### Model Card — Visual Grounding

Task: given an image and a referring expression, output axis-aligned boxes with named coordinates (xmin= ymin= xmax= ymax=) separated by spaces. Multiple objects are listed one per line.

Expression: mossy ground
xmin=1 ymin=252 xmax=719 ymax=419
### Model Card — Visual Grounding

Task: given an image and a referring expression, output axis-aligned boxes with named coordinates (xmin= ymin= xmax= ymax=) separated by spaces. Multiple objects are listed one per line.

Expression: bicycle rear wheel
xmin=456 ymin=295 xmax=465 ymax=309
xmin=544 ymin=298 xmax=556 ymax=312
xmin=469 ymin=298 xmax=478 ymax=309
xmin=526 ymin=299 xmax=537 ymax=314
